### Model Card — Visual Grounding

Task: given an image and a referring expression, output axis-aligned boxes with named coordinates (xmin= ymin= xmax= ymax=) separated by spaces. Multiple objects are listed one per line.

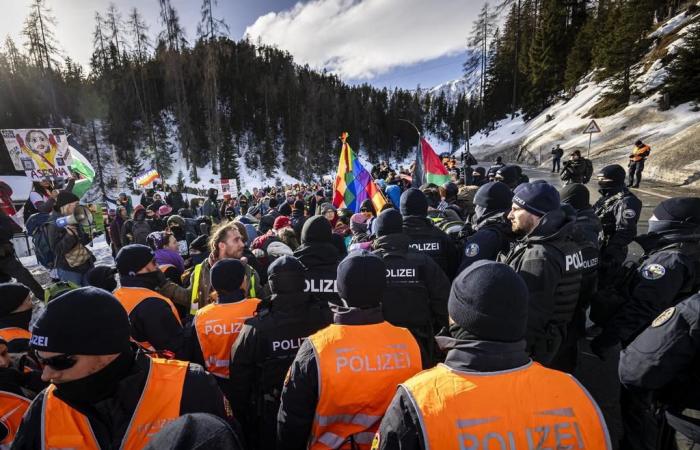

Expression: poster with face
xmin=1 ymin=128 xmax=72 ymax=181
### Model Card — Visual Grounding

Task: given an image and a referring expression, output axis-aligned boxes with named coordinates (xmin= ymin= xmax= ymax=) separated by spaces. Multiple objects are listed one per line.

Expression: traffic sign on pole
xmin=582 ymin=120 xmax=601 ymax=134
xmin=582 ymin=120 xmax=602 ymax=158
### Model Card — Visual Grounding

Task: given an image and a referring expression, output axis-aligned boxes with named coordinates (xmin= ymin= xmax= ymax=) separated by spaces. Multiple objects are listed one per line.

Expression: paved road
xmin=521 ymin=167 xmax=697 ymax=448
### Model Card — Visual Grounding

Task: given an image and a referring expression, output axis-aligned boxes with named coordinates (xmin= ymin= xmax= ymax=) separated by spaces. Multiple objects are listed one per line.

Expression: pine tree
xmin=464 ymin=2 xmax=498 ymax=127
xmin=664 ymin=22 xmax=700 ymax=104
xmin=564 ymin=13 xmax=596 ymax=93
xmin=523 ymin=0 xmax=567 ymax=117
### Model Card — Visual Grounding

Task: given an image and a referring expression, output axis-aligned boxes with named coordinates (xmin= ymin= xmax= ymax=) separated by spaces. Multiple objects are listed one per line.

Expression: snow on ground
xmin=649 ymin=8 xmax=698 ymax=39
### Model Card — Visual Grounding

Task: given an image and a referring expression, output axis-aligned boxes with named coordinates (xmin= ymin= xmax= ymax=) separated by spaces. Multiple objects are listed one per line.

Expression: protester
xmin=0 ymin=209 xmax=44 ymax=299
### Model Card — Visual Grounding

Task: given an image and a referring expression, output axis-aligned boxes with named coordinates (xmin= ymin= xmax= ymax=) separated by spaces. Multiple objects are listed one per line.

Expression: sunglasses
xmin=34 ymin=352 xmax=78 ymax=370
xmin=360 ymin=208 xmax=370 ymax=213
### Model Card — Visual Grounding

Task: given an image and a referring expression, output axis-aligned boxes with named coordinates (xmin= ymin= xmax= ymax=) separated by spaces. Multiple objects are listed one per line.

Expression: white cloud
xmin=245 ymin=0 xmax=485 ymax=80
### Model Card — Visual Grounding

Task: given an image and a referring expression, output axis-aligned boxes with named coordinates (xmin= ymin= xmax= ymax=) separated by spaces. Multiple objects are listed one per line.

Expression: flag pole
xmin=399 ymin=119 xmax=421 ymax=185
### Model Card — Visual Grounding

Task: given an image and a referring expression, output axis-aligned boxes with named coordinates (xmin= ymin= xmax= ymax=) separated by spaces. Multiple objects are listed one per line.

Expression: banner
xmin=1 ymin=128 xmax=72 ymax=181
xmin=135 ymin=168 xmax=160 ymax=187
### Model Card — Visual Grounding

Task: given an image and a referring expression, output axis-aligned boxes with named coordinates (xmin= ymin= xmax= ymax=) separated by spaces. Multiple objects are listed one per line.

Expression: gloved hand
xmin=590 ymin=332 xmax=620 ymax=361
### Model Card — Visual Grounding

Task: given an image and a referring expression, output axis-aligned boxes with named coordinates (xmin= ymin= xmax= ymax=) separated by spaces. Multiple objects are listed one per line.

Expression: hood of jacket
xmin=521 ymin=208 xmax=576 ymax=244
xmin=293 ymin=242 xmax=340 ymax=268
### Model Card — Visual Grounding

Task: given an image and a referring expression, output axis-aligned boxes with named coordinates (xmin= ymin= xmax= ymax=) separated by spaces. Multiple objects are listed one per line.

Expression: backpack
xmin=22 ymin=198 xmax=38 ymax=224
xmin=130 ymin=220 xmax=151 ymax=245
xmin=44 ymin=280 xmax=80 ymax=303
xmin=26 ymin=212 xmax=55 ymax=270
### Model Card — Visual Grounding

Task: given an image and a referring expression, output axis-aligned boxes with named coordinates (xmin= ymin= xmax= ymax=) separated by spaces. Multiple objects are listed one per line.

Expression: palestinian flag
xmin=412 ymin=137 xmax=450 ymax=187
xmin=332 ymin=132 xmax=386 ymax=213
xmin=68 ymin=145 xmax=96 ymax=198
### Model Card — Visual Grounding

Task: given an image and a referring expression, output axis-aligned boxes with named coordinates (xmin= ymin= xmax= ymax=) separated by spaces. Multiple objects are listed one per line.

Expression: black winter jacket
xmin=294 ymin=242 xmax=341 ymax=306
xmin=402 ymin=215 xmax=458 ymax=280
xmin=229 ymin=292 xmax=331 ymax=449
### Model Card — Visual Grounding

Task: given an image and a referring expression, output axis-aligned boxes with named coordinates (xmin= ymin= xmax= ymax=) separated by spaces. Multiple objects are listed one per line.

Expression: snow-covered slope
xmin=461 ymin=8 xmax=700 ymax=187
xmin=428 ymin=77 xmax=476 ymax=102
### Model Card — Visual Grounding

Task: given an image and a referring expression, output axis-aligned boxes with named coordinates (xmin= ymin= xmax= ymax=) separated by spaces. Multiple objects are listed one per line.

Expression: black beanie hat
xmin=210 ymin=258 xmax=246 ymax=294
xmin=85 ymin=266 xmax=118 ymax=292
xmin=301 ymin=216 xmax=332 ymax=244
xmin=54 ymin=191 xmax=80 ymax=211
xmin=337 ymin=250 xmax=386 ymax=308
xmin=495 ymin=165 xmax=521 ymax=188
xmin=374 ymin=208 xmax=403 ymax=236
xmin=30 ymin=287 xmax=130 ymax=355
xmin=597 ymin=164 xmax=626 ymax=186
xmin=259 ymin=214 xmax=275 ymax=234
xmin=512 ymin=182 xmax=560 ymax=217
xmin=649 ymin=197 xmax=700 ymax=234
xmin=268 ymin=255 xmax=306 ymax=294
xmin=559 ymin=183 xmax=590 ymax=210
xmin=189 ymin=234 xmax=209 ymax=253
xmin=449 ymin=260 xmax=528 ymax=342
xmin=474 ymin=181 xmax=514 ymax=212
xmin=293 ymin=200 xmax=305 ymax=211
xmin=400 ymin=188 xmax=428 ymax=216
xmin=116 ymin=244 xmax=155 ymax=276
xmin=0 ymin=283 xmax=30 ymax=316
xmin=473 ymin=167 xmax=486 ymax=176
xmin=278 ymin=202 xmax=292 ymax=216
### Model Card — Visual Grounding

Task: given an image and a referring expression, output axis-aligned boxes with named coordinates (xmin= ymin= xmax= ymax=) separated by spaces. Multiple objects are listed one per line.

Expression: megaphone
xmin=56 ymin=205 xmax=94 ymax=228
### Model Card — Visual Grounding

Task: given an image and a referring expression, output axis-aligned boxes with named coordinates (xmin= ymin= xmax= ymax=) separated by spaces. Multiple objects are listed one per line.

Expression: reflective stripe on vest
xmin=401 ymin=362 xmax=612 ymax=450
xmin=190 ymin=262 xmax=204 ymax=315
xmin=308 ymin=322 xmax=421 ymax=450
xmin=0 ymin=327 xmax=31 ymax=344
xmin=0 ymin=390 xmax=30 ymax=446
xmin=41 ymin=358 xmax=188 ymax=450
xmin=194 ymin=298 xmax=261 ymax=378
xmin=113 ymin=287 xmax=182 ymax=351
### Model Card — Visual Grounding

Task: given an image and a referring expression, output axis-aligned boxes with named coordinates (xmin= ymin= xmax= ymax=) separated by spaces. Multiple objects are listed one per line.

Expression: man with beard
xmin=458 ymin=181 xmax=515 ymax=273
xmin=11 ymin=287 xmax=234 ymax=449
xmin=112 ymin=245 xmax=186 ymax=357
xmin=294 ymin=216 xmax=342 ymax=306
xmin=188 ymin=223 xmax=263 ymax=315
xmin=500 ymin=181 xmax=583 ymax=366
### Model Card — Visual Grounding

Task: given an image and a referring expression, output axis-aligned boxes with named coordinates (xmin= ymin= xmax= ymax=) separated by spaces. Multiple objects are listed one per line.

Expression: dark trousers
xmin=0 ymin=251 xmax=45 ymax=299
xmin=628 ymin=160 xmax=645 ymax=187
xmin=552 ymin=157 xmax=561 ymax=172
xmin=620 ymin=386 xmax=660 ymax=450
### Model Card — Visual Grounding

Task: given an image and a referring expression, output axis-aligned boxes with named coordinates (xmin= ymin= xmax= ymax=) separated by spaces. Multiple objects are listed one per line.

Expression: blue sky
xmin=3 ymin=0 xmax=480 ymax=89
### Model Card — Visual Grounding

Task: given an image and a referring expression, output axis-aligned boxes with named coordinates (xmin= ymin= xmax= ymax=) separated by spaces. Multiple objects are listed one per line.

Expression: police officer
xmin=593 ymin=197 xmax=700 ymax=355
xmin=113 ymin=244 xmax=186 ymax=357
xmin=189 ymin=258 xmax=261 ymax=401
xmin=619 ymin=293 xmax=700 ymax=450
xmin=551 ymin=184 xmax=602 ymax=372
xmin=458 ymin=181 xmax=515 ymax=273
xmin=592 ymin=197 xmax=700 ymax=450
xmin=293 ymin=216 xmax=342 ymax=306
xmin=0 ymin=283 xmax=34 ymax=355
xmin=500 ymin=181 xmax=583 ymax=366
xmin=628 ymin=139 xmax=651 ymax=188
xmin=12 ymin=287 xmax=234 ymax=449
xmin=400 ymin=188 xmax=458 ymax=279
xmin=486 ymin=156 xmax=505 ymax=180
xmin=495 ymin=164 xmax=529 ymax=190
xmin=229 ymin=256 xmax=331 ymax=449
xmin=372 ymin=208 xmax=450 ymax=365
xmin=593 ymin=164 xmax=642 ymax=286
xmin=276 ymin=251 xmax=422 ymax=449
xmin=373 ymin=260 xmax=611 ymax=450
xmin=0 ymin=336 xmax=31 ymax=448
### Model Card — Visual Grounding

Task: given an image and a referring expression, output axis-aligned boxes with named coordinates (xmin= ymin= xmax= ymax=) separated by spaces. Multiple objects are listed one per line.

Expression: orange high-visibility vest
xmin=308 ymin=322 xmax=421 ymax=449
xmin=0 ymin=327 xmax=31 ymax=346
xmin=401 ymin=362 xmax=611 ymax=450
xmin=113 ymin=287 xmax=182 ymax=351
xmin=194 ymin=298 xmax=261 ymax=378
xmin=630 ymin=144 xmax=651 ymax=162
xmin=41 ymin=358 xmax=188 ymax=450
xmin=0 ymin=390 xmax=30 ymax=446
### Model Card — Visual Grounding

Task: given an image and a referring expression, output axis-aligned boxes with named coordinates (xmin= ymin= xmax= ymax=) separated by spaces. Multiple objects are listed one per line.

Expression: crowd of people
xmin=0 ymin=139 xmax=698 ymax=450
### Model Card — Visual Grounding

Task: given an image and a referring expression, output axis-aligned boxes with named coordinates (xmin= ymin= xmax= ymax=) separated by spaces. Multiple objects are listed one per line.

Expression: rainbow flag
xmin=412 ymin=137 xmax=451 ymax=187
xmin=136 ymin=168 xmax=160 ymax=187
xmin=332 ymin=132 xmax=386 ymax=213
